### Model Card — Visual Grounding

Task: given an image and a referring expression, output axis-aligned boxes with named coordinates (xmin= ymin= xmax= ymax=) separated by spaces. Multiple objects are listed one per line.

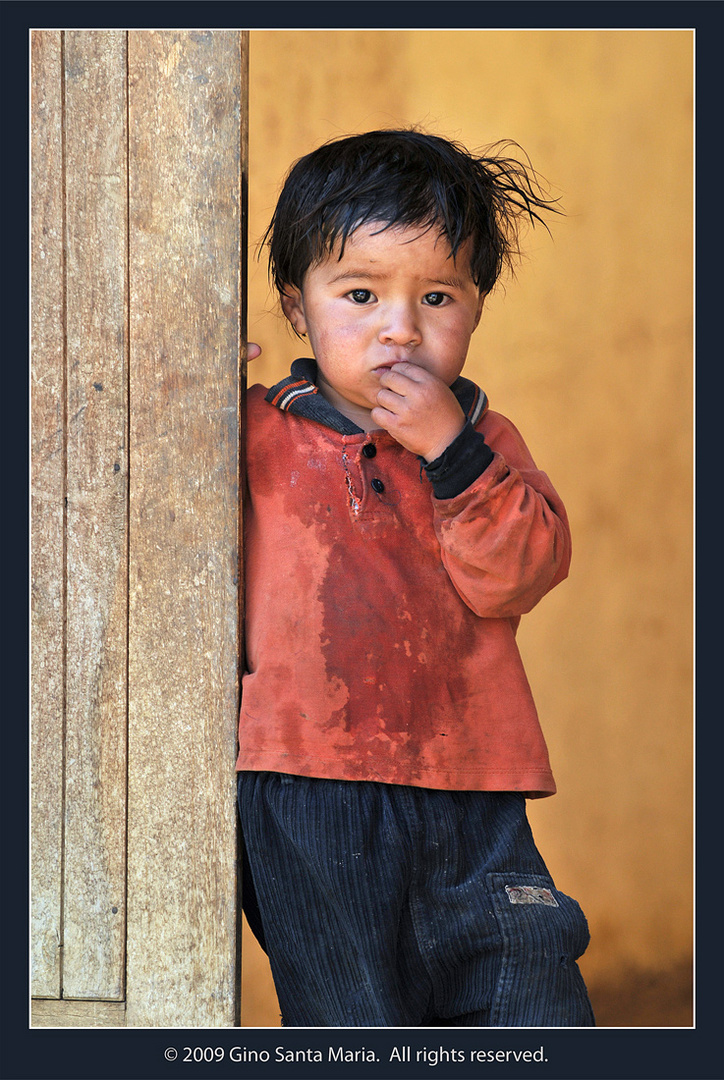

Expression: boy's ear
xmin=280 ymin=287 xmax=307 ymax=336
xmin=473 ymin=292 xmax=486 ymax=331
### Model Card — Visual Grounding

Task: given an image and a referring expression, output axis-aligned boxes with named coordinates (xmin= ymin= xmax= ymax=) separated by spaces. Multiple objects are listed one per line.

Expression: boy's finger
xmin=377 ymin=366 xmax=421 ymax=395
xmin=376 ymin=386 xmax=412 ymax=412
xmin=369 ymin=404 xmax=398 ymax=430
xmin=379 ymin=361 xmax=422 ymax=383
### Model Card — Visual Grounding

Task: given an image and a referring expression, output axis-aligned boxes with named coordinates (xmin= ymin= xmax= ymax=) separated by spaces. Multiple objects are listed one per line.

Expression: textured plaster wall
xmin=242 ymin=29 xmax=693 ymax=1027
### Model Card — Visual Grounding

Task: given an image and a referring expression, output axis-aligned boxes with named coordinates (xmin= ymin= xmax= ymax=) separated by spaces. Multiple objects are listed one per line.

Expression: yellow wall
xmin=242 ymin=30 xmax=693 ymax=1026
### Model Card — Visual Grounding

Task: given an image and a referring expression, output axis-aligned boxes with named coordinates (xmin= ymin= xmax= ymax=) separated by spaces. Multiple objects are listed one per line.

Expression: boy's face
xmin=280 ymin=223 xmax=484 ymax=431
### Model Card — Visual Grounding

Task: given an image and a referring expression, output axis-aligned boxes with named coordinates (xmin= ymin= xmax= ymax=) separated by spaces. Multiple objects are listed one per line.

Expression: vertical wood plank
xmin=31 ymin=29 xmax=65 ymax=999
xmin=62 ymin=30 xmax=128 ymax=999
xmin=126 ymin=30 xmax=245 ymax=1026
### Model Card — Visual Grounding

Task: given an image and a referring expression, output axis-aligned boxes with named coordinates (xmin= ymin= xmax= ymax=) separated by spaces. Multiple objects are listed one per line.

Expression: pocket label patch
xmin=505 ymin=885 xmax=559 ymax=907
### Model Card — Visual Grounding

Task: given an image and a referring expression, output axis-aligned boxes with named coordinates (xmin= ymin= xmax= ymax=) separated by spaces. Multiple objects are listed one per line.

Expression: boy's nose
xmin=378 ymin=306 xmax=422 ymax=348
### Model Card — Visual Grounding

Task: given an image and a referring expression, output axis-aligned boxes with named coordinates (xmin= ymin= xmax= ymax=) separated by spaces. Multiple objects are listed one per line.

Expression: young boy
xmin=237 ymin=129 xmax=595 ymax=1028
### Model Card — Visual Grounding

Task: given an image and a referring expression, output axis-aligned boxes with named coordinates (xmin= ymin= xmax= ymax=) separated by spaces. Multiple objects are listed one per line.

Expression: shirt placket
xmin=341 ymin=435 xmax=397 ymax=524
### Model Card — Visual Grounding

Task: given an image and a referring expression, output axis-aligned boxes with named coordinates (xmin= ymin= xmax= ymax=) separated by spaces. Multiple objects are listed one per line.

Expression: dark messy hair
xmin=263 ymin=128 xmax=561 ymax=298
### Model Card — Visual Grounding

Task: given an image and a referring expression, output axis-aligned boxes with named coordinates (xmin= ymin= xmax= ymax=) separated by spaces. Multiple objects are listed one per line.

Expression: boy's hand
xmin=246 ymin=342 xmax=262 ymax=361
xmin=371 ymin=362 xmax=466 ymax=462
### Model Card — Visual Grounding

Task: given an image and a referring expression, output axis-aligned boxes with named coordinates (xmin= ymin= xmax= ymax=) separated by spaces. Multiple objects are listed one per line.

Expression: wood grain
xmin=126 ymin=30 xmax=246 ymax=1027
xmin=31 ymin=27 xmax=247 ymax=1025
xmin=30 ymin=29 xmax=65 ymax=999
xmin=61 ymin=30 xmax=129 ymax=1001
xmin=31 ymin=1000 xmax=127 ymax=1028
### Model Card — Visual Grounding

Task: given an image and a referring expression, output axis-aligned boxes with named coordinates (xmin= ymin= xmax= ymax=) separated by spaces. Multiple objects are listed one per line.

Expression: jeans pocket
xmin=486 ymin=871 xmax=595 ymax=1027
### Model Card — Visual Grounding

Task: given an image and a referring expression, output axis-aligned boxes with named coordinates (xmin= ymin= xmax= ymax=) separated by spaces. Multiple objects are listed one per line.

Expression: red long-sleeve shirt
xmin=237 ymin=362 xmax=571 ymax=796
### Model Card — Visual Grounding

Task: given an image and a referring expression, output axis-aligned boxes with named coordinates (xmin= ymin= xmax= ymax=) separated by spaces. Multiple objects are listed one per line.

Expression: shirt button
xmin=362 ymin=443 xmax=377 ymax=458
xmin=371 ymin=478 xmax=385 ymax=493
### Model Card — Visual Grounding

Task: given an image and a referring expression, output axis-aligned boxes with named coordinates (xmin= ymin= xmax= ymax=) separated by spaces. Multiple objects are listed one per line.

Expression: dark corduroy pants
xmin=238 ymin=772 xmax=595 ymax=1028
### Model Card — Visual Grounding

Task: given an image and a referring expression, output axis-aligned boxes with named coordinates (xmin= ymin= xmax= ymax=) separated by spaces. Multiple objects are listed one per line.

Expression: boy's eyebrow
xmin=328 ymin=268 xmax=468 ymax=289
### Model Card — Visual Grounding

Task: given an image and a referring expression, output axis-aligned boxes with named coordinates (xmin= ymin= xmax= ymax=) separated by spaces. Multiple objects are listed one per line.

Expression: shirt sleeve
xmin=431 ymin=411 xmax=572 ymax=619
xmin=422 ymin=419 xmax=495 ymax=500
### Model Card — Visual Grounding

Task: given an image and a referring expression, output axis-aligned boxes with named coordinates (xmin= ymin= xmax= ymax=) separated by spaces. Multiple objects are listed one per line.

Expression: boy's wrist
xmin=420 ymin=417 xmax=467 ymax=466
xmin=422 ymin=420 xmax=494 ymax=499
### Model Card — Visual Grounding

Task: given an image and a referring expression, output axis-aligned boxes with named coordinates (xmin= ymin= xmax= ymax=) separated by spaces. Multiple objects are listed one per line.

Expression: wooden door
xmin=31 ymin=29 xmax=248 ymax=1028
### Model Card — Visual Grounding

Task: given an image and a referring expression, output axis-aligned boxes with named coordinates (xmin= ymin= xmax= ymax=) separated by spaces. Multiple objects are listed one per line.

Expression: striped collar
xmin=265 ymin=357 xmax=488 ymax=435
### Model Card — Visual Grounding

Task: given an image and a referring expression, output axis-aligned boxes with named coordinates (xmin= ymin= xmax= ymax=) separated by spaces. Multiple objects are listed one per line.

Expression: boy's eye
xmin=423 ymin=292 xmax=448 ymax=306
xmin=348 ymin=289 xmax=373 ymax=304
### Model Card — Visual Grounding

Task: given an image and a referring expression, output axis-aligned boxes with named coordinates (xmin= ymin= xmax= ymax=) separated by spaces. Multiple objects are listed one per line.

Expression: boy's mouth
xmin=372 ymin=358 xmax=415 ymax=373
